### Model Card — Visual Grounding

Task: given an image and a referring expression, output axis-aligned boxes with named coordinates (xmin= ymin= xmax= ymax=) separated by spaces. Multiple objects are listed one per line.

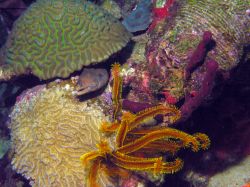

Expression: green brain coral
xmin=0 ymin=0 xmax=131 ymax=80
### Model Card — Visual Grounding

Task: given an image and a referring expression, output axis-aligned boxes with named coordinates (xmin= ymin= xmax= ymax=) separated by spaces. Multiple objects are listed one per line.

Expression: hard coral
xmin=9 ymin=82 xmax=109 ymax=187
xmin=0 ymin=0 xmax=132 ymax=80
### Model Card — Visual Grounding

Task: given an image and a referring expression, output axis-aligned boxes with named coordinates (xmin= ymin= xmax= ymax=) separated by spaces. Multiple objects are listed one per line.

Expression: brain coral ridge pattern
xmin=10 ymin=84 xmax=108 ymax=187
xmin=3 ymin=0 xmax=131 ymax=80
xmin=175 ymin=0 xmax=249 ymax=70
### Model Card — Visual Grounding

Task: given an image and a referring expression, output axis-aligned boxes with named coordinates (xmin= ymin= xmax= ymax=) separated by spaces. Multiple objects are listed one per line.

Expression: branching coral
xmin=80 ymin=63 xmax=210 ymax=186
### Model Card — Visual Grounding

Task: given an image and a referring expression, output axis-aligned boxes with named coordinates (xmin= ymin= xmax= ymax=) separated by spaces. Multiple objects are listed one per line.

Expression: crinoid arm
xmin=96 ymin=140 xmax=112 ymax=155
xmin=80 ymin=140 xmax=112 ymax=166
xmin=150 ymin=158 xmax=184 ymax=175
xmin=123 ymin=105 xmax=181 ymax=132
xmin=125 ymin=136 xmax=184 ymax=155
xmin=193 ymin=133 xmax=211 ymax=150
xmin=88 ymin=159 xmax=101 ymax=187
xmin=116 ymin=120 xmax=129 ymax=148
xmin=117 ymin=128 xmax=201 ymax=154
xmin=111 ymin=63 xmax=123 ymax=120
xmin=111 ymin=151 xmax=161 ymax=171
xmin=100 ymin=120 xmax=120 ymax=132
xmin=80 ymin=151 xmax=102 ymax=166
xmin=110 ymin=152 xmax=183 ymax=175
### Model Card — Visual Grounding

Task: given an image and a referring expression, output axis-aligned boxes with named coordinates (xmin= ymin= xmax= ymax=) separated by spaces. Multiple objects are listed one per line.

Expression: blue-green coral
xmin=0 ymin=0 xmax=131 ymax=80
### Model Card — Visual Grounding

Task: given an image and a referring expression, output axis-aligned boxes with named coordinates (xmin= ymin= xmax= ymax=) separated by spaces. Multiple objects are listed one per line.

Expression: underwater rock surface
xmin=207 ymin=156 xmax=250 ymax=187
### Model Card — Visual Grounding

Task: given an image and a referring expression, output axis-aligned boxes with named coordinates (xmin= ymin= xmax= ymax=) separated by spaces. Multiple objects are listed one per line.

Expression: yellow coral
xmin=9 ymin=83 xmax=110 ymax=187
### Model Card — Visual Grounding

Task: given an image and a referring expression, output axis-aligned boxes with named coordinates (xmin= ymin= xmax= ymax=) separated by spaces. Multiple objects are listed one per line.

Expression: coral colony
xmin=0 ymin=0 xmax=132 ymax=80
xmin=0 ymin=0 xmax=249 ymax=186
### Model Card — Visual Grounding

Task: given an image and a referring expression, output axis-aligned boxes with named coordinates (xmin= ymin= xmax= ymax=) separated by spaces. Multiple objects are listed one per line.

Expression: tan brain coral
xmin=9 ymin=83 xmax=109 ymax=186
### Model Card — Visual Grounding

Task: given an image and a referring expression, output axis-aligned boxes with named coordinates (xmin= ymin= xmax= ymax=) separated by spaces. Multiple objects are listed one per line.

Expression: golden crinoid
xmin=80 ymin=64 xmax=211 ymax=187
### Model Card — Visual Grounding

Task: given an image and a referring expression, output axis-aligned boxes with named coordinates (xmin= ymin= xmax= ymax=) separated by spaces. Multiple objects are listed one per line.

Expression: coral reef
xmin=9 ymin=82 xmax=109 ymax=186
xmin=144 ymin=0 xmax=249 ymax=107
xmin=81 ymin=63 xmax=210 ymax=187
xmin=0 ymin=0 xmax=131 ymax=80
xmin=0 ymin=163 xmax=30 ymax=187
xmin=0 ymin=0 xmax=248 ymax=186
xmin=163 ymin=57 xmax=250 ymax=187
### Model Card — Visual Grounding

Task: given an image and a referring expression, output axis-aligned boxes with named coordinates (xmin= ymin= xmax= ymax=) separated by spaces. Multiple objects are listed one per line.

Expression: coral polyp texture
xmin=0 ymin=0 xmax=132 ymax=80
xmin=170 ymin=0 xmax=249 ymax=70
xmin=9 ymin=83 xmax=109 ymax=187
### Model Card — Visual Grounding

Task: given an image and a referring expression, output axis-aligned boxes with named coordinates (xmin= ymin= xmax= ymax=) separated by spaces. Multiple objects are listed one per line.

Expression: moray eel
xmin=76 ymin=68 xmax=109 ymax=96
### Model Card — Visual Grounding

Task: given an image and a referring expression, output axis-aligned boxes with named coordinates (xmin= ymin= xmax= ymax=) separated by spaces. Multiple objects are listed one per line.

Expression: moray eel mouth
xmin=76 ymin=68 xmax=109 ymax=96
xmin=76 ymin=83 xmax=98 ymax=95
